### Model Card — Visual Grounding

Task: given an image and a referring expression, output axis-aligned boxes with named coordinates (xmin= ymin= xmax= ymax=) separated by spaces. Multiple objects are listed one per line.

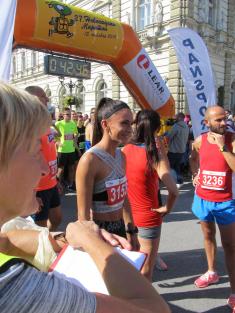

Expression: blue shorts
xmin=192 ymin=194 xmax=235 ymax=225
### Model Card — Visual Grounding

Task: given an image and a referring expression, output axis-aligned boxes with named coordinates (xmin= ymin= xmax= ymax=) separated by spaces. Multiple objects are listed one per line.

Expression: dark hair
xmin=133 ymin=109 xmax=161 ymax=171
xmin=176 ymin=112 xmax=185 ymax=120
xmin=92 ymin=97 xmax=130 ymax=146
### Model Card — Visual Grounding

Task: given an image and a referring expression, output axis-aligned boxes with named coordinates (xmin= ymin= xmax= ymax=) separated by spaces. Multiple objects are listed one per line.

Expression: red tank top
xmin=36 ymin=130 xmax=58 ymax=191
xmin=123 ymin=144 xmax=162 ymax=227
xmin=196 ymin=132 xmax=232 ymax=202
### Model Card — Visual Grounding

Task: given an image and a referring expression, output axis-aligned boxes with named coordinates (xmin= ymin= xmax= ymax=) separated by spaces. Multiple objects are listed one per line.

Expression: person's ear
xmin=204 ymin=118 xmax=209 ymax=127
xmin=100 ymin=119 xmax=108 ymax=130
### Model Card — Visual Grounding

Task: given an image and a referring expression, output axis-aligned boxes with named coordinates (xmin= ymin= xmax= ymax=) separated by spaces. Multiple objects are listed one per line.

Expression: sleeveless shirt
xmin=87 ymin=147 xmax=127 ymax=213
xmin=196 ymin=132 xmax=232 ymax=202
xmin=123 ymin=144 xmax=162 ymax=227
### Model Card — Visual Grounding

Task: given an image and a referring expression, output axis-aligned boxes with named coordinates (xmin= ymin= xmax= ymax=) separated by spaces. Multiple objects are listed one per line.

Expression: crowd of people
xmin=0 ymin=81 xmax=235 ymax=313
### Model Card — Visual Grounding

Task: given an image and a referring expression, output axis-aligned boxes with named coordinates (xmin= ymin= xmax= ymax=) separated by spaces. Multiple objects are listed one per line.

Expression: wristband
xmin=125 ymin=226 xmax=138 ymax=235
xmin=219 ymin=145 xmax=228 ymax=152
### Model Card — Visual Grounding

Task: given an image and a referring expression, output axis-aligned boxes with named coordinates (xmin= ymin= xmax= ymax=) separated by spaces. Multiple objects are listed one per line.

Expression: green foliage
xmin=62 ymin=96 xmax=81 ymax=108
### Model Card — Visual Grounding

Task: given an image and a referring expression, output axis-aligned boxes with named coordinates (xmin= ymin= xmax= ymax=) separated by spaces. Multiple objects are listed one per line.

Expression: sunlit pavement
xmin=59 ymin=179 xmax=230 ymax=313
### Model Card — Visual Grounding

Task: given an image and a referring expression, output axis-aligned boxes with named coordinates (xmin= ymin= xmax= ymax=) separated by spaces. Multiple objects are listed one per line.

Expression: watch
xmin=219 ymin=145 xmax=228 ymax=152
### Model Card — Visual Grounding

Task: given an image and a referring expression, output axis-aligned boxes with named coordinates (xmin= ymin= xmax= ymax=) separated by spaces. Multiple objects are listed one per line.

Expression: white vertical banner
xmin=0 ymin=0 xmax=17 ymax=81
xmin=168 ymin=27 xmax=216 ymax=138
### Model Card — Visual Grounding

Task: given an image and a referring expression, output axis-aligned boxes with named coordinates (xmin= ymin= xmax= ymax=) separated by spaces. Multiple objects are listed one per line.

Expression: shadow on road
xmin=153 ymin=247 xmax=226 ymax=283
xmin=153 ymin=248 xmax=230 ymax=313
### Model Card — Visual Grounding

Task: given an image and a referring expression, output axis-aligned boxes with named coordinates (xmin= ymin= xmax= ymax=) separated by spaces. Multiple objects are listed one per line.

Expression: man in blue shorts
xmin=190 ymin=105 xmax=235 ymax=312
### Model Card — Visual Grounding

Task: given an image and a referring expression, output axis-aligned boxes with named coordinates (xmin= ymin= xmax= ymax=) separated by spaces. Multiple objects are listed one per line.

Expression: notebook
xmin=50 ymin=244 xmax=147 ymax=294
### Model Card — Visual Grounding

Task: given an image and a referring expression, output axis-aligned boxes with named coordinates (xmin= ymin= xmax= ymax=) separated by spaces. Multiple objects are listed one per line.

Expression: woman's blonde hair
xmin=0 ymin=82 xmax=51 ymax=168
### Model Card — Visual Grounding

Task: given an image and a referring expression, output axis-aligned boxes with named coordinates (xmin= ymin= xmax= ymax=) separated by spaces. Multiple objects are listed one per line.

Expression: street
xmin=59 ymin=179 xmax=230 ymax=313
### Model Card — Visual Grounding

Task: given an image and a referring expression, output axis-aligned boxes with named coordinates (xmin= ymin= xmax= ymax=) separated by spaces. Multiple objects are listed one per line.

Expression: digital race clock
xmin=44 ymin=55 xmax=91 ymax=79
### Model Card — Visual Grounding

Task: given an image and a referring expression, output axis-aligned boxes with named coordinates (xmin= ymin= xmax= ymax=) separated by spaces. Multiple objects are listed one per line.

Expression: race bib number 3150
xmin=200 ymin=170 xmax=226 ymax=190
xmin=105 ymin=177 xmax=127 ymax=205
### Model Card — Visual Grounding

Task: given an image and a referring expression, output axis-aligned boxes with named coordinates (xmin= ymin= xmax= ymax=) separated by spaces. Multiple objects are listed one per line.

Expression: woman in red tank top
xmin=123 ymin=110 xmax=178 ymax=281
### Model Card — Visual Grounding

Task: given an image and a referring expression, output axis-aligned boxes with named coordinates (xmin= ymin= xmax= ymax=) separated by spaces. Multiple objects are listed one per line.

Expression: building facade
xmin=10 ymin=0 xmax=235 ymax=114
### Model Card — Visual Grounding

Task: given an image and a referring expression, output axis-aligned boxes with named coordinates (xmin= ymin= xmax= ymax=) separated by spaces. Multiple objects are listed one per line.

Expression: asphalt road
xmin=59 ymin=179 xmax=231 ymax=313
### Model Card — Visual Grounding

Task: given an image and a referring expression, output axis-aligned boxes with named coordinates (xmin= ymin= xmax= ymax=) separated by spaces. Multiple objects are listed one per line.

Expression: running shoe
xmin=155 ymin=255 xmax=168 ymax=271
xmin=227 ymin=295 xmax=235 ymax=311
xmin=194 ymin=271 xmax=219 ymax=288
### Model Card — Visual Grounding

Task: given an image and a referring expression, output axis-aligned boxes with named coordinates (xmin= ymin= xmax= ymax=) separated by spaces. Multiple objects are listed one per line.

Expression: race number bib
xmin=64 ymin=134 xmax=74 ymax=140
xmin=49 ymin=159 xmax=57 ymax=179
xmin=201 ymin=170 xmax=226 ymax=190
xmin=105 ymin=177 xmax=127 ymax=205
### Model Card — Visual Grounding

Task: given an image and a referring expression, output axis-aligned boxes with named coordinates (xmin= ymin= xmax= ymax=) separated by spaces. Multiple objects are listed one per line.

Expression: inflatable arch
xmin=14 ymin=0 xmax=174 ymax=117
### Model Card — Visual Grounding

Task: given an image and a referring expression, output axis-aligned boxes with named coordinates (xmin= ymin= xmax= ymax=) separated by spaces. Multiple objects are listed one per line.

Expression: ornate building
xmin=10 ymin=0 xmax=235 ymax=113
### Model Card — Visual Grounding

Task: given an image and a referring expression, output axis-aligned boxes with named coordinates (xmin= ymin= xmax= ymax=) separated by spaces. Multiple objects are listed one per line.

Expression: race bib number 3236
xmin=201 ymin=170 xmax=226 ymax=190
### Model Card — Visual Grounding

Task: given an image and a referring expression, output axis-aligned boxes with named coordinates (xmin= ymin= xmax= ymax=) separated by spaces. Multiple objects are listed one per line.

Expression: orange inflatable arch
xmin=14 ymin=0 xmax=174 ymax=117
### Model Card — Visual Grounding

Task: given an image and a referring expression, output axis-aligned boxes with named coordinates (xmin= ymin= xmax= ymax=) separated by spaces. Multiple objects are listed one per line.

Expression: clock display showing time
xmin=44 ymin=55 xmax=91 ymax=79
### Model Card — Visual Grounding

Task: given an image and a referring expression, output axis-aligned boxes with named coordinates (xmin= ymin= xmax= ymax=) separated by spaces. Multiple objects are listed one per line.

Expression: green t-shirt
xmin=55 ymin=120 xmax=78 ymax=153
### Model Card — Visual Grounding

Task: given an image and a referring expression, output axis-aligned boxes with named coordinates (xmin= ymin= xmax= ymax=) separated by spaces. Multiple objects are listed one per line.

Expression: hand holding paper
xmin=66 ymin=220 xmax=132 ymax=250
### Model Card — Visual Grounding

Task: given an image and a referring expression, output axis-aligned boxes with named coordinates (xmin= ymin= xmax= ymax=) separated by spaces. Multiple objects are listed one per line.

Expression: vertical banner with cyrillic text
xmin=0 ymin=0 xmax=17 ymax=81
xmin=168 ymin=27 xmax=216 ymax=138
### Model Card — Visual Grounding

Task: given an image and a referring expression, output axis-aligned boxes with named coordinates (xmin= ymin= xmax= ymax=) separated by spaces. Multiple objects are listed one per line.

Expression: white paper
xmin=51 ymin=245 xmax=146 ymax=294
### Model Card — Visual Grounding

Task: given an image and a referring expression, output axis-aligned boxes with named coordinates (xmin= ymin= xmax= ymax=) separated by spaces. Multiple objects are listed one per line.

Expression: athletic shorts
xmin=85 ymin=140 xmax=91 ymax=151
xmin=57 ymin=152 xmax=76 ymax=167
xmin=74 ymin=149 xmax=81 ymax=161
xmin=94 ymin=218 xmax=126 ymax=238
xmin=32 ymin=186 xmax=61 ymax=221
xmin=138 ymin=225 xmax=162 ymax=239
xmin=192 ymin=194 xmax=235 ymax=225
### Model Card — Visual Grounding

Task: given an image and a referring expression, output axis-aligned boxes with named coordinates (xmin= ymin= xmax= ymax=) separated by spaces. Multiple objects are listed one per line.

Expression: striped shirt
xmin=0 ymin=263 xmax=96 ymax=313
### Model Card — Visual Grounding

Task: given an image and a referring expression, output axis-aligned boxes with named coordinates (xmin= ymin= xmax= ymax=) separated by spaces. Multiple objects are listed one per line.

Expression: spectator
xmin=165 ymin=112 xmax=190 ymax=187
xmin=85 ymin=107 xmax=95 ymax=150
xmin=77 ymin=113 xmax=86 ymax=155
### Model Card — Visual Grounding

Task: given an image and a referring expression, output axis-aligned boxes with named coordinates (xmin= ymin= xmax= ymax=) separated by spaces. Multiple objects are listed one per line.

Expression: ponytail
xmin=133 ymin=110 xmax=161 ymax=171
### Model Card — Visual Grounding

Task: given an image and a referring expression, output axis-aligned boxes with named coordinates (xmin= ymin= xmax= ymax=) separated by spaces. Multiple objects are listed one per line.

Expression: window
xmin=137 ymin=0 xmax=152 ymax=31
xmin=217 ymin=86 xmax=224 ymax=106
xmin=231 ymin=81 xmax=235 ymax=111
xmin=58 ymin=86 xmax=66 ymax=109
xmin=76 ymin=85 xmax=85 ymax=112
xmin=12 ymin=56 xmax=17 ymax=74
xmin=31 ymin=51 xmax=37 ymax=68
xmin=208 ymin=0 xmax=216 ymax=26
xmin=45 ymin=88 xmax=52 ymax=104
xmin=21 ymin=52 xmax=26 ymax=72
xmin=96 ymin=81 xmax=107 ymax=104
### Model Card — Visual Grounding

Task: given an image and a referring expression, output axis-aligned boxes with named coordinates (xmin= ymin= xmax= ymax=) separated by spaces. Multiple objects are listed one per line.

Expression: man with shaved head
xmin=190 ymin=105 xmax=235 ymax=311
